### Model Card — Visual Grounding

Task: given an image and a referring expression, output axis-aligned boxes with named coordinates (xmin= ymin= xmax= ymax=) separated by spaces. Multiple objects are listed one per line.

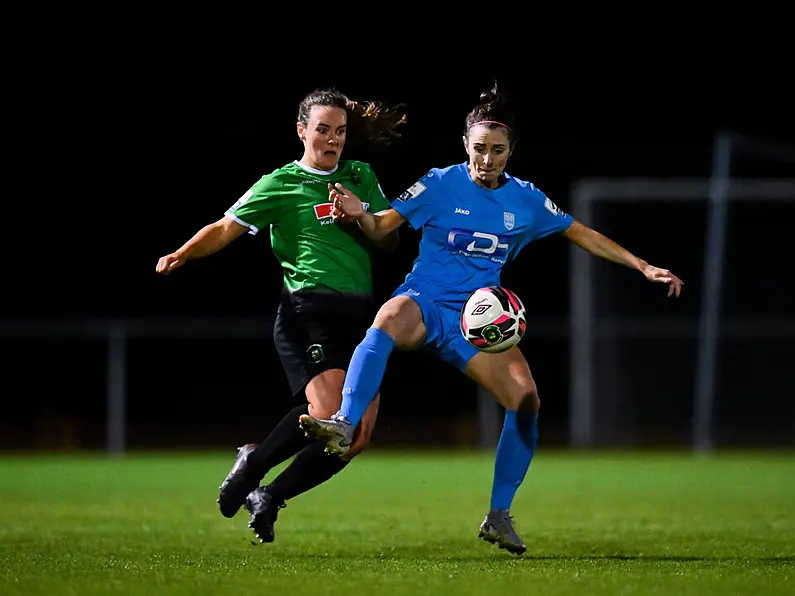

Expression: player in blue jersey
xmin=299 ymin=83 xmax=683 ymax=555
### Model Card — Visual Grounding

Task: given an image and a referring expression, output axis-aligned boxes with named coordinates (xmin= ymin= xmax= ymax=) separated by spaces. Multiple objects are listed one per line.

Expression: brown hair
xmin=297 ymin=88 xmax=407 ymax=146
xmin=464 ymin=81 xmax=516 ymax=147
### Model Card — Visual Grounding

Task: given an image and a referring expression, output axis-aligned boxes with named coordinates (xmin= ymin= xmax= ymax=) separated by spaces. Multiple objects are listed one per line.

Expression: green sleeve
xmin=224 ymin=175 xmax=282 ymax=235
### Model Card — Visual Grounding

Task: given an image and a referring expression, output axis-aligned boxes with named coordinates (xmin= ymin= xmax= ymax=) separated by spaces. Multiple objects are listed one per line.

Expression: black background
xmin=6 ymin=50 xmax=795 ymax=450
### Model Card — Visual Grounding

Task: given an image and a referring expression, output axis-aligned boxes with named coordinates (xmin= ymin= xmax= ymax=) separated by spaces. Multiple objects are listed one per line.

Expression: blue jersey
xmin=391 ymin=162 xmax=574 ymax=306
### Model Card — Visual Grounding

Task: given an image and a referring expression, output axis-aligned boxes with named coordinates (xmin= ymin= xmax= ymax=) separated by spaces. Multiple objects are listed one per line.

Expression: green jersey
xmin=225 ymin=160 xmax=391 ymax=294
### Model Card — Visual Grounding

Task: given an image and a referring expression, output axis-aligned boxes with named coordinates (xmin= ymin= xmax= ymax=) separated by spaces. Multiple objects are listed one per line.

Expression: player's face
xmin=464 ymin=125 xmax=512 ymax=189
xmin=297 ymin=105 xmax=347 ymax=171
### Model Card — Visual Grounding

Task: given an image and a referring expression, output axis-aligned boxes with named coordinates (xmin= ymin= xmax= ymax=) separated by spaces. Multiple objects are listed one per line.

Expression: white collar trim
xmin=294 ymin=160 xmax=338 ymax=175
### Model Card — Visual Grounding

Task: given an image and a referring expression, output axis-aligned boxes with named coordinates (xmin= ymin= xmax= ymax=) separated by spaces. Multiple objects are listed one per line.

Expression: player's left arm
xmin=329 ymin=183 xmax=406 ymax=244
xmin=369 ymin=211 xmax=400 ymax=251
xmin=563 ymin=220 xmax=684 ymax=297
xmin=339 ymin=165 xmax=400 ymax=251
xmin=365 ymin=171 xmax=400 ymax=251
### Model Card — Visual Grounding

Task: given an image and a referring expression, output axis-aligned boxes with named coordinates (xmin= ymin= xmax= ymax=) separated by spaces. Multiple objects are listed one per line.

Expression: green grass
xmin=1 ymin=450 xmax=793 ymax=595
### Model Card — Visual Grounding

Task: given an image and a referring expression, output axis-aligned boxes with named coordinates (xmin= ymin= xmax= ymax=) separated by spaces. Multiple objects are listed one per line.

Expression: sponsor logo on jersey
xmin=397 ymin=181 xmax=427 ymax=202
xmin=455 ymin=207 xmax=470 ymax=215
xmin=503 ymin=212 xmax=515 ymax=230
xmin=314 ymin=202 xmax=369 ymax=225
xmin=314 ymin=203 xmax=334 ymax=220
xmin=447 ymin=228 xmax=510 ymax=263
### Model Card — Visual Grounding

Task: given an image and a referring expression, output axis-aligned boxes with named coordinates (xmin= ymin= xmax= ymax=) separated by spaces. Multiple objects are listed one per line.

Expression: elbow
xmin=382 ymin=231 xmax=400 ymax=251
xmin=373 ymin=230 xmax=399 ymax=251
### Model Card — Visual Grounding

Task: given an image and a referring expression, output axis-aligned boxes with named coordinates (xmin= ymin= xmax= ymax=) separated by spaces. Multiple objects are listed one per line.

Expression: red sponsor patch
xmin=313 ymin=203 xmax=333 ymax=219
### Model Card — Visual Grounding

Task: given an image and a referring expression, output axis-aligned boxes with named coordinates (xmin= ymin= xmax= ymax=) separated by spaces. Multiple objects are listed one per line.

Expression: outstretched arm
xmin=563 ymin=220 xmax=684 ymax=297
xmin=329 ymin=183 xmax=406 ymax=245
xmin=155 ymin=216 xmax=248 ymax=274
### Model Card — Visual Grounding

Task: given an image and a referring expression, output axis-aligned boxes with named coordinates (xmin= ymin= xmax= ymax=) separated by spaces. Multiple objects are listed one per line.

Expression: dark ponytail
xmin=297 ymin=88 xmax=407 ymax=146
xmin=464 ymin=81 xmax=516 ymax=146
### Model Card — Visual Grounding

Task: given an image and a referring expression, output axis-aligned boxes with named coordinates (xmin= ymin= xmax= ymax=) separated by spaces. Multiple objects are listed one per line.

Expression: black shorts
xmin=273 ymin=290 xmax=378 ymax=397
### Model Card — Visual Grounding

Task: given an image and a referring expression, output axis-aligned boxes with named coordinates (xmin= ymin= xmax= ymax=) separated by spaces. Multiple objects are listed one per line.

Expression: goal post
xmin=568 ymin=172 xmax=795 ymax=450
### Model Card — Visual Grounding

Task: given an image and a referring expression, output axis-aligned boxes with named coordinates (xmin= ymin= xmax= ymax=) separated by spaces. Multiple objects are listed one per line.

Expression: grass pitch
xmin=1 ymin=450 xmax=793 ymax=595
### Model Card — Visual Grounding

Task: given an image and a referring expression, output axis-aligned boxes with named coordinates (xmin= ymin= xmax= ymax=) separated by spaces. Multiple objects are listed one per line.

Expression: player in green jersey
xmin=155 ymin=88 xmax=406 ymax=543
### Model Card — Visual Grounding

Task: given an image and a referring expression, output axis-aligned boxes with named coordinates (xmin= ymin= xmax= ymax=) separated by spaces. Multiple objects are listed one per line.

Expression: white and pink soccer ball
xmin=460 ymin=286 xmax=527 ymax=353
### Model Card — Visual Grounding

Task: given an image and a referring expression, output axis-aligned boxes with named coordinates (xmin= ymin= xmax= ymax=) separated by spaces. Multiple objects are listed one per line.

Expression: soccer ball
xmin=460 ymin=286 xmax=527 ymax=353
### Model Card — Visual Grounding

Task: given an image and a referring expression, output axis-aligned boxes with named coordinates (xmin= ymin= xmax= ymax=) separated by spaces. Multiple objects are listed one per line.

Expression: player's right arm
xmin=155 ymin=216 xmax=247 ymax=275
xmin=157 ymin=176 xmax=281 ymax=275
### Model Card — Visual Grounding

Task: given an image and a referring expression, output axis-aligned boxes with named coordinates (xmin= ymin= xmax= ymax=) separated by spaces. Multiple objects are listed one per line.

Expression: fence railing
xmin=4 ymin=314 xmax=794 ymax=453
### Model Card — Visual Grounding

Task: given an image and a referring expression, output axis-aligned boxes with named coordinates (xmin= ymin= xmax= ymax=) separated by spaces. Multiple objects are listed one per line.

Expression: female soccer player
xmin=299 ymin=83 xmax=683 ymax=555
xmin=155 ymin=88 xmax=406 ymax=543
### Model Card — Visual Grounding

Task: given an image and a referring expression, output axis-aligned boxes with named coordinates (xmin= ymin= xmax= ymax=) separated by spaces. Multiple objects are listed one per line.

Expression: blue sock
xmin=490 ymin=410 xmax=539 ymax=511
xmin=337 ymin=328 xmax=395 ymax=427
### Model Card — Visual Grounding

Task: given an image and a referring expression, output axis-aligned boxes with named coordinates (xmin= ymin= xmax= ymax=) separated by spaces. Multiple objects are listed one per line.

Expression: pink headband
xmin=469 ymin=120 xmax=512 ymax=132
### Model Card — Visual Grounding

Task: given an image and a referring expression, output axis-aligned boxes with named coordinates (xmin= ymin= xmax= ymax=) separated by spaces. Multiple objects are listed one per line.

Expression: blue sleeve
xmin=390 ymin=169 xmax=444 ymax=230
xmin=527 ymin=186 xmax=574 ymax=240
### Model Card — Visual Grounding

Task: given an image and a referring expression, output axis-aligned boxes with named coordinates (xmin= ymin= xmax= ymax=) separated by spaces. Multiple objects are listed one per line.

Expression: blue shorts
xmin=391 ymin=282 xmax=479 ymax=372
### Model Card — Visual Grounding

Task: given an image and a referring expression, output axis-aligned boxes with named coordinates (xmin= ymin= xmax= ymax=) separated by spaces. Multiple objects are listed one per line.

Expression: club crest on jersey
xmin=306 ymin=343 xmax=324 ymax=363
xmin=503 ymin=212 xmax=515 ymax=230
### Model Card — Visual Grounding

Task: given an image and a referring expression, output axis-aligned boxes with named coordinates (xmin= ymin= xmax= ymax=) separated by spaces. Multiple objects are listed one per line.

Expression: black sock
xmin=246 ymin=404 xmax=311 ymax=480
xmin=265 ymin=440 xmax=350 ymax=502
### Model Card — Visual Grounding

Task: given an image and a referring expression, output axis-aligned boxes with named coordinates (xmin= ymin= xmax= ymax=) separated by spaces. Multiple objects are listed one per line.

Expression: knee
xmin=306 ymin=390 xmax=341 ymax=420
xmin=517 ymin=389 xmax=540 ymax=414
xmin=372 ymin=297 xmax=424 ymax=348
xmin=308 ymin=401 xmax=338 ymax=420
xmin=373 ymin=302 xmax=403 ymax=336
xmin=305 ymin=370 xmax=345 ymax=419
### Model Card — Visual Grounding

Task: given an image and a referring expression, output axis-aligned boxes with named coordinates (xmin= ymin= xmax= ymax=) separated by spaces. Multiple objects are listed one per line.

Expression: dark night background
xmin=5 ymin=57 xmax=795 ymax=452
